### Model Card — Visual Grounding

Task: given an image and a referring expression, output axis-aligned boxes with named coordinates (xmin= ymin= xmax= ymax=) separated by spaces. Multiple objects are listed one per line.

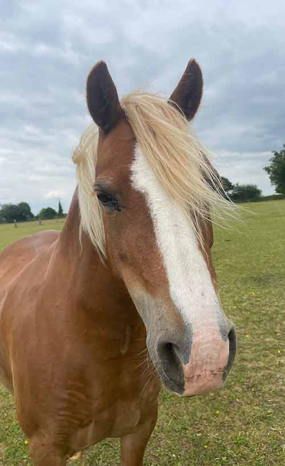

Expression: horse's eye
xmin=97 ymin=192 xmax=120 ymax=211
xmin=97 ymin=193 xmax=112 ymax=205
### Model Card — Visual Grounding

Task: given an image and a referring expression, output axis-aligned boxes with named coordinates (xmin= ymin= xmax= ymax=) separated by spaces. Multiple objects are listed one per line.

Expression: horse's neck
xmin=58 ymin=189 xmax=138 ymax=326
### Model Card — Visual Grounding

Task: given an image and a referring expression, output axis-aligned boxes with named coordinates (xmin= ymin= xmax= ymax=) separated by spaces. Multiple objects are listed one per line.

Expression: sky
xmin=1 ymin=0 xmax=284 ymax=214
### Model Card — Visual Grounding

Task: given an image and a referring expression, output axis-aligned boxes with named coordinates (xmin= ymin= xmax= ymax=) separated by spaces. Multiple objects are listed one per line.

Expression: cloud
xmin=1 ymin=0 xmax=285 ymax=215
xmin=44 ymin=190 xmax=66 ymax=200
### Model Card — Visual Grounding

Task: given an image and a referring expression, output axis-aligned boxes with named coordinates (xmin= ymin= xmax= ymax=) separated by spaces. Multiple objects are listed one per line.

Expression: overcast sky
xmin=1 ymin=0 xmax=284 ymax=214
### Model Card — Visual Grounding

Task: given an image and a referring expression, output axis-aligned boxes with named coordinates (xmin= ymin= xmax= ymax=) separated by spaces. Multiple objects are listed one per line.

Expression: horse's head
xmin=82 ymin=59 xmax=236 ymax=396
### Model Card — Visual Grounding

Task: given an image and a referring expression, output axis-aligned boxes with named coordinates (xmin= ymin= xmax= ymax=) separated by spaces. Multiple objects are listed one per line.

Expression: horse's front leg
xmin=120 ymin=406 xmax=158 ymax=466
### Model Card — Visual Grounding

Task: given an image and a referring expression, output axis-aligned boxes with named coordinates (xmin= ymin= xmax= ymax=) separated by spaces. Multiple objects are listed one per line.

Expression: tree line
xmin=221 ymin=179 xmax=262 ymax=202
xmin=0 ymin=201 xmax=64 ymax=223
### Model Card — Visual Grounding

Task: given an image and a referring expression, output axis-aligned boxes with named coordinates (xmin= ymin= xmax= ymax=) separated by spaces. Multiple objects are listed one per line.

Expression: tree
xmin=221 ymin=177 xmax=234 ymax=196
xmin=230 ymin=184 xmax=262 ymax=202
xmin=0 ymin=205 xmax=4 ymax=223
xmin=58 ymin=200 xmax=63 ymax=216
xmin=18 ymin=202 xmax=34 ymax=219
xmin=264 ymin=144 xmax=285 ymax=194
xmin=39 ymin=207 xmax=57 ymax=220
xmin=0 ymin=202 xmax=34 ymax=222
xmin=0 ymin=204 xmax=17 ymax=223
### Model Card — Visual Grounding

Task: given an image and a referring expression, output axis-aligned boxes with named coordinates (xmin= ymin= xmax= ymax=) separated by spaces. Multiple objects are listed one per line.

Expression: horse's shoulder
xmin=0 ymin=230 xmax=60 ymax=289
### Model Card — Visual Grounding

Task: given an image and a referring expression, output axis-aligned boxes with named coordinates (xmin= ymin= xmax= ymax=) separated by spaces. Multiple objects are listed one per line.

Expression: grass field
xmin=0 ymin=200 xmax=285 ymax=465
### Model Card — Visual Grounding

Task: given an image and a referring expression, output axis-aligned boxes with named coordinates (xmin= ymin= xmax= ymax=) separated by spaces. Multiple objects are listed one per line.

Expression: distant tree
xmin=0 ymin=204 xmax=4 ymax=223
xmin=18 ymin=202 xmax=34 ymax=219
xmin=231 ymin=184 xmax=262 ymax=202
xmin=0 ymin=202 xmax=34 ymax=222
xmin=264 ymin=144 xmax=285 ymax=194
xmin=0 ymin=204 xmax=21 ymax=222
xmin=39 ymin=207 xmax=57 ymax=220
xmin=221 ymin=176 xmax=234 ymax=196
xmin=58 ymin=200 xmax=63 ymax=216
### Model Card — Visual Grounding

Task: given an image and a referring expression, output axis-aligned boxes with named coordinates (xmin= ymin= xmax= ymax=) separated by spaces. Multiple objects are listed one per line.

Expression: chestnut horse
xmin=0 ymin=59 xmax=236 ymax=465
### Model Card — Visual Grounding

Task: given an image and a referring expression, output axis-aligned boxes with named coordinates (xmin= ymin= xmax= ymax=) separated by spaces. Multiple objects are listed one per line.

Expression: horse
xmin=0 ymin=58 xmax=236 ymax=466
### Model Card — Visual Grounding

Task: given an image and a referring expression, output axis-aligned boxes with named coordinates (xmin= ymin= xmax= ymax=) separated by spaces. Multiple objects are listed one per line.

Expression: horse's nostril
xmin=228 ymin=327 xmax=237 ymax=360
xmin=157 ymin=342 xmax=181 ymax=366
xmin=223 ymin=326 xmax=237 ymax=381
xmin=158 ymin=341 xmax=180 ymax=365
xmin=156 ymin=340 xmax=186 ymax=394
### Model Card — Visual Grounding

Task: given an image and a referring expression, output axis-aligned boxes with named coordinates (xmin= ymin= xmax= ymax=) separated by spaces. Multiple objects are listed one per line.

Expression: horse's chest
xmin=88 ymin=374 xmax=152 ymax=436
xmin=69 ymin=388 xmax=148 ymax=452
xmin=105 ymin=398 xmax=141 ymax=436
xmin=69 ymin=363 xmax=159 ymax=451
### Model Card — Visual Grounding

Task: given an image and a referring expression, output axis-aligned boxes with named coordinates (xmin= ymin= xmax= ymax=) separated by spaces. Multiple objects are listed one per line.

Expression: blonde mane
xmin=72 ymin=92 xmax=235 ymax=258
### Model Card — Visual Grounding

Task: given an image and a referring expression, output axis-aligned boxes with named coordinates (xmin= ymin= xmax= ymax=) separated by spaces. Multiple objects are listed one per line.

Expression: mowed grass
xmin=0 ymin=200 xmax=285 ymax=465
xmin=0 ymin=219 xmax=65 ymax=251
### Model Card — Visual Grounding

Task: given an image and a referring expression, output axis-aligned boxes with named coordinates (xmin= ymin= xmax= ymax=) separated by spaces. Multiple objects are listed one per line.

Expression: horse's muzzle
xmin=153 ymin=325 xmax=237 ymax=396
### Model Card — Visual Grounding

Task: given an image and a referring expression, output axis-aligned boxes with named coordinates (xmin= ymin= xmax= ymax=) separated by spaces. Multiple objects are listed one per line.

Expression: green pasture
xmin=0 ymin=200 xmax=285 ymax=465
xmin=0 ymin=219 xmax=65 ymax=251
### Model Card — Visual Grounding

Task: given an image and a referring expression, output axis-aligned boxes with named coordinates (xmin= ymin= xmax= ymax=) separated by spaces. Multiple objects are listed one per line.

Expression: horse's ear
xmin=86 ymin=61 xmax=124 ymax=133
xmin=169 ymin=59 xmax=203 ymax=121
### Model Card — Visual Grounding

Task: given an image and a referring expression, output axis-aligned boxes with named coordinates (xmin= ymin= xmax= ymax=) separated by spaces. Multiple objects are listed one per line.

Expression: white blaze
xmin=131 ymin=145 xmax=222 ymax=332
